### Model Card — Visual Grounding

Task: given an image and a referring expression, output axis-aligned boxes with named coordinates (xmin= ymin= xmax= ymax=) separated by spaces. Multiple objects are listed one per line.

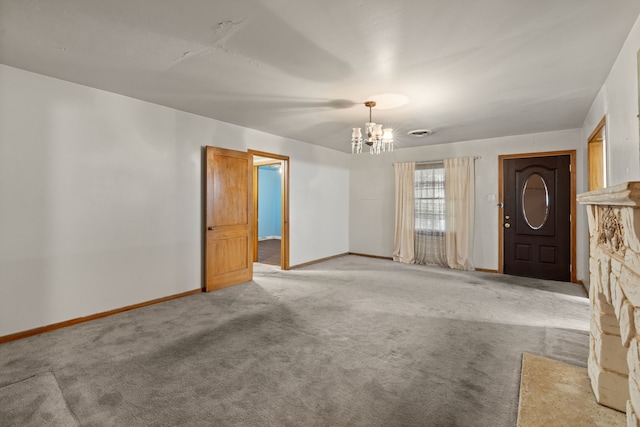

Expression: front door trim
xmin=498 ymin=150 xmax=576 ymax=283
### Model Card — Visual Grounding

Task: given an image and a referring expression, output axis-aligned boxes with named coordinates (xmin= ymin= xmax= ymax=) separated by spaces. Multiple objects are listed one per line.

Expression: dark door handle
xmin=207 ymin=226 xmax=214 ymax=231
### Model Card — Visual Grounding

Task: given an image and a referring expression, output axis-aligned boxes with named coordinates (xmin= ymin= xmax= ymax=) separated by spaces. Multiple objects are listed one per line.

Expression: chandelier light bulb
xmin=374 ymin=124 xmax=383 ymax=139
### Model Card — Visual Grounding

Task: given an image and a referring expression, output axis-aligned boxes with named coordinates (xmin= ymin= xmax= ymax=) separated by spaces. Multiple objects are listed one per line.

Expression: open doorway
xmin=250 ymin=150 xmax=290 ymax=270
xmin=256 ymin=162 xmax=282 ymax=265
xmin=587 ymin=116 xmax=607 ymax=191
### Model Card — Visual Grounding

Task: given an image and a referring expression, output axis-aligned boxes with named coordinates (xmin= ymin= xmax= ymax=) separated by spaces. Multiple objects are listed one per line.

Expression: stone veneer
xmin=577 ymin=182 xmax=640 ymax=426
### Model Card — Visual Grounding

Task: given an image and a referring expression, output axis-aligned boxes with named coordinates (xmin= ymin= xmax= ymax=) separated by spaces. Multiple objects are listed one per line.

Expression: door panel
xmin=212 ymin=155 xmax=248 ymax=226
xmin=503 ymin=155 xmax=571 ymax=281
xmin=211 ymin=236 xmax=248 ymax=274
xmin=205 ymin=147 xmax=253 ymax=291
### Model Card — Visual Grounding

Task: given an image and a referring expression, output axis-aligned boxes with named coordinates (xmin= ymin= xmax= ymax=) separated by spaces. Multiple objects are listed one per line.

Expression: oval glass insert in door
xmin=522 ymin=173 xmax=549 ymax=229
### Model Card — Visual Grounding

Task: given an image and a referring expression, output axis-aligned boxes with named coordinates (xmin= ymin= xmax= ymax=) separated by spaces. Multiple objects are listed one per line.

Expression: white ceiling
xmin=1 ymin=0 xmax=639 ymax=152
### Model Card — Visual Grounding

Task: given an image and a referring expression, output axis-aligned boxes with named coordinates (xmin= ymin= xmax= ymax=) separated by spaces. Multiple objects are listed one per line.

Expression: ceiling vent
xmin=407 ymin=129 xmax=433 ymax=137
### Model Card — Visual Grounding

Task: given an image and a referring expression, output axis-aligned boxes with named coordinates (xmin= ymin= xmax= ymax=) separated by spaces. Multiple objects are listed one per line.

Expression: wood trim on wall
xmin=249 ymin=150 xmax=290 ymax=270
xmin=253 ymin=159 xmax=282 ymax=166
xmin=587 ymin=116 xmax=607 ymax=143
xmin=290 ymin=253 xmax=349 ymax=269
xmin=252 ymin=164 xmax=259 ymax=262
xmin=0 ymin=288 xmax=202 ymax=345
xmin=348 ymin=252 xmax=393 ymax=261
xmin=281 ymin=159 xmax=290 ymax=271
xmin=475 ymin=268 xmax=500 ymax=274
xmin=497 ymin=150 xmax=577 ymax=283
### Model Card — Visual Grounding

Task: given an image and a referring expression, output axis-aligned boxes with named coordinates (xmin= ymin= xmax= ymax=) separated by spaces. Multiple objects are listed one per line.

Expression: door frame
xmin=587 ymin=116 xmax=607 ymax=191
xmin=498 ymin=150 xmax=577 ymax=283
xmin=249 ymin=150 xmax=290 ymax=270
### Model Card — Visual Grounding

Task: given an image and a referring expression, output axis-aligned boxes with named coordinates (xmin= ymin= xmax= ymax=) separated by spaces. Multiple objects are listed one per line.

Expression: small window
xmin=414 ymin=163 xmax=445 ymax=234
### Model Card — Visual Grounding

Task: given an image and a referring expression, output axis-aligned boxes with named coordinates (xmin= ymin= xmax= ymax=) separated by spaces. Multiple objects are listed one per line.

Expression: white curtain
xmin=393 ymin=162 xmax=415 ymax=264
xmin=444 ymin=157 xmax=475 ymax=271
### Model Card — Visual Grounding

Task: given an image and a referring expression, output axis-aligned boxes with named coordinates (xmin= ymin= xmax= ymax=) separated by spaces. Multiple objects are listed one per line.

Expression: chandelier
xmin=351 ymin=101 xmax=394 ymax=155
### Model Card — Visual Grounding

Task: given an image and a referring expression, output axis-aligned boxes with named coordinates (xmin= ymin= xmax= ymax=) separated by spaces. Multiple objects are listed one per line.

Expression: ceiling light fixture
xmin=351 ymin=101 xmax=393 ymax=155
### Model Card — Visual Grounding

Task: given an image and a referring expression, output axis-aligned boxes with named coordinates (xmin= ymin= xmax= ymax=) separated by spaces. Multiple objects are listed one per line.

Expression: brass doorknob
xmin=504 ymin=223 xmax=511 ymax=229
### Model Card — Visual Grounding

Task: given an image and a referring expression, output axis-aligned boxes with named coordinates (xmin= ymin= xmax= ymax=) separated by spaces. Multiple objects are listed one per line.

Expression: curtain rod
xmin=394 ymin=156 xmax=481 ymax=165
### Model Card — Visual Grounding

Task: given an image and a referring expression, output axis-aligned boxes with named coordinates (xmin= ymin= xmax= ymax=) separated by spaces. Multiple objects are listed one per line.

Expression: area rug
xmin=517 ymin=352 xmax=625 ymax=426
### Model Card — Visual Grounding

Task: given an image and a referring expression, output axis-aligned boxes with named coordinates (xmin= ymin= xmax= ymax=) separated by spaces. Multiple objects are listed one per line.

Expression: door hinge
xmin=570 ymin=264 xmax=573 ymax=272
xmin=569 ymin=214 xmax=572 ymax=222
xmin=569 ymin=164 xmax=572 ymax=172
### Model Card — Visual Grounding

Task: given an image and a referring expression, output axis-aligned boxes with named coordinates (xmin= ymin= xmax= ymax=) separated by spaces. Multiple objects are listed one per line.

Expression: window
xmin=393 ymin=158 xmax=474 ymax=269
xmin=414 ymin=163 xmax=445 ymax=234
xmin=414 ymin=162 xmax=447 ymax=266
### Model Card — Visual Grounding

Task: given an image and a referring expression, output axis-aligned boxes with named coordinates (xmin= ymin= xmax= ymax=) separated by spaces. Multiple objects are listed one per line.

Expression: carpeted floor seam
xmin=0 ymin=374 xmax=39 ymax=390
xmin=49 ymin=370 xmax=81 ymax=426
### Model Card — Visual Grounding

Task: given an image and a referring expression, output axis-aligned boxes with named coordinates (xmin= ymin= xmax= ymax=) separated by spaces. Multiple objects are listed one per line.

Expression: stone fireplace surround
xmin=577 ymin=182 xmax=640 ymax=426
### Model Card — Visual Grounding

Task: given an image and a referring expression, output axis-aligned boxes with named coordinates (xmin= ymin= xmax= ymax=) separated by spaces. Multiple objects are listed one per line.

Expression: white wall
xmin=0 ymin=64 xmax=349 ymax=337
xmin=7 ymin=10 xmax=639 ymax=336
xmin=349 ymin=129 xmax=588 ymax=281
xmin=583 ymin=14 xmax=640 ymax=185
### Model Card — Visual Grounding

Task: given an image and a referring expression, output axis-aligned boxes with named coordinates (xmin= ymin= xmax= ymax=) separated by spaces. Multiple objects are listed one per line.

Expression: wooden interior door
xmin=502 ymin=155 xmax=571 ymax=281
xmin=205 ymin=146 xmax=253 ymax=291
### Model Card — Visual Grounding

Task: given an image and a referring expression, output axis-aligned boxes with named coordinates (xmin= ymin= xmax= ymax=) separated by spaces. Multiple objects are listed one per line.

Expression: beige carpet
xmin=0 ymin=372 xmax=79 ymax=426
xmin=0 ymin=256 xmax=593 ymax=426
xmin=517 ymin=352 xmax=625 ymax=426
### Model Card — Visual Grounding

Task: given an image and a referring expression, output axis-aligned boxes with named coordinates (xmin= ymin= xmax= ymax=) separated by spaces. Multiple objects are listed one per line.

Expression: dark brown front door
xmin=503 ymin=155 xmax=571 ymax=281
xmin=205 ymin=146 xmax=253 ymax=291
